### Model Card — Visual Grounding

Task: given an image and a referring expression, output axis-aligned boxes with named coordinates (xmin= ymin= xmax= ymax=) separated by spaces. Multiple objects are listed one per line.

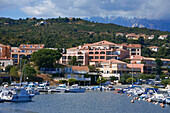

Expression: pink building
xmin=127 ymin=56 xmax=156 ymax=74
xmin=11 ymin=44 xmax=44 ymax=65
xmin=60 ymin=40 xmax=129 ymax=66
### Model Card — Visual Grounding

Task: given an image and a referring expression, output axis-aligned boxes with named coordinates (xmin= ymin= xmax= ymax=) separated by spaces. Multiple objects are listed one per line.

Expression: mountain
xmin=83 ymin=16 xmax=170 ymax=31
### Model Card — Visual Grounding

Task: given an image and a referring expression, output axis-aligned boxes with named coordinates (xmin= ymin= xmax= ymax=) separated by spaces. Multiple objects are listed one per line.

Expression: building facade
xmin=127 ymin=44 xmax=141 ymax=56
xmin=0 ymin=44 xmax=11 ymax=58
xmin=60 ymin=40 xmax=130 ymax=66
xmin=11 ymin=44 xmax=44 ymax=65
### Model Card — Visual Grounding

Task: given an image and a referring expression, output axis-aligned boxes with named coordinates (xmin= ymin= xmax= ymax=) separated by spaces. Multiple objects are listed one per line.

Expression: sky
xmin=0 ymin=0 xmax=170 ymax=20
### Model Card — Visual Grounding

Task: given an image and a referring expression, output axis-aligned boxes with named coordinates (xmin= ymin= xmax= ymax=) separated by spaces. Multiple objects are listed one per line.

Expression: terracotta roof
xmin=116 ymin=48 xmax=128 ymax=52
xmin=127 ymin=44 xmax=141 ymax=48
xmin=101 ymin=59 xmax=127 ymax=64
xmin=72 ymin=66 xmax=89 ymax=72
xmin=130 ymin=55 xmax=144 ymax=60
xmin=0 ymin=44 xmax=5 ymax=46
xmin=0 ymin=57 xmax=13 ymax=60
xmin=126 ymin=33 xmax=137 ymax=37
xmin=148 ymin=46 xmax=159 ymax=48
xmin=90 ymin=40 xmax=115 ymax=46
xmin=161 ymin=59 xmax=170 ymax=61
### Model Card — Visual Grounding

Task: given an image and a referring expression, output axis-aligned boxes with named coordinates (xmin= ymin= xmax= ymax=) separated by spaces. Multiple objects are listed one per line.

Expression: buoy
xmin=148 ymin=99 xmax=151 ymax=102
xmin=161 ymin=104 xmax=164 ymax=108
xmin=155 ymin=102 xmax=158 ymax=105
xmin=138 ymin=98 xmax=141 ymax=101
xmin=136 ymin=97 xmax=138 ymax=99
xmin=134 ymin=97 xmax=136 ymax=100
xmin=131 ymin=100 xmax=134 ymax=103
xmin=153 ymin=102 xmax=155 ymax=104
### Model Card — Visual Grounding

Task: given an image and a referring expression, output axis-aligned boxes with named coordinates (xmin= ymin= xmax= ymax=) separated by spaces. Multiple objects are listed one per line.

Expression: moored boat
xmin=65 ymin=84 xmax=85 ymax=93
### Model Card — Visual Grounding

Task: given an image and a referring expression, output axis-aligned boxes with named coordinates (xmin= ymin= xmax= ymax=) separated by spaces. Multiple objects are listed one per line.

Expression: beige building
xmin=127 ymin=44 xmax=141 ymax=56
xmin=11 ymin=44 xmax=44 ymax=65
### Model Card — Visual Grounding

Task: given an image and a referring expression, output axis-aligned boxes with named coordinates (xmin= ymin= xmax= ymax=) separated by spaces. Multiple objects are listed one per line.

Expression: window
xmin=12 ymin=54 xmax=18 ymax=58
xmin=68 ymin=56 xmax=72 ymax=59
xmin=95 ymin=52 xmax=99 ymax=54
xmin=30 ymin=46 xmax=33 ymax=48
xmin=95 ymin=56 xmax=99 ymax=59
xmin=21 ymin=50 xmax=26 ymax=53
xmin=23 ymin=46 xmax=25 ymax=48
xmin=89 ymin=52 xmax=93 ymax=54
xmin=62 ymin=56 xmax=66 ymax=59
xmin=78 ymin=56 xmax=84 ymax=59
xmin=137 ymin=53 xmax=139 ymax=55
xmin=29 ymin=50 xmax=32 ymax=53
xmin=137 ymin=49 xmax=139 ymax=51
xmin=118 ymin=65 xmax=121 ymax=68
xmin=100 ymin=56 xmax=105 ymax=59
xmin=14 ymin=50 xmax=17 ymax=52
xmin=89 ymin=56 xmax=93 ymax=59
xmin=100 ymin=51 xmax=105 ymax=54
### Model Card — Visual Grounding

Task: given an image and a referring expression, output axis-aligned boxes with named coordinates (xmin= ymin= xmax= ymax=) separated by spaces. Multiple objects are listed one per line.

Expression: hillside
xmin=0 ymin=17 xmax=170 ymax=49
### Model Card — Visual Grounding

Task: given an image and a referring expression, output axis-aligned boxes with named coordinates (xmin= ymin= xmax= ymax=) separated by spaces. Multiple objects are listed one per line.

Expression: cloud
xmin=0 ymin=0 xmax=170 ymax=20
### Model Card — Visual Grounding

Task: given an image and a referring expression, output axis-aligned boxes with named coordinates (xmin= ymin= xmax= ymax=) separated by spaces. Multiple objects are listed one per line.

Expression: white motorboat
xmin=0 ymin=88 xmax=35 ymax=102
xmin=37 ymin=84 xmax=49 ymax=92
xmin=151 ymin=93 xmax=165 ymax=103
xmin=65 ymin=84 xmax=85 ymax=93
xmin=165 ymin=97 xmax=170 ymax=104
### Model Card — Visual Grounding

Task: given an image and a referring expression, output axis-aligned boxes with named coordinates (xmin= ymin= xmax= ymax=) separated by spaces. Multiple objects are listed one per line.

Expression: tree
xmin=155 ymin=58 xmax=163 ymax=75
xmin=68 ymin=78 xmax=78 ymax=85
xmin=31 ymin=49 xmax=62 ymax=68
xmin=110 ymin=76 xmax=118 ymax=82
xmin=23 ymin=66 xmax=36 ymax=78
xmin=138 ymin=36 xmax=144 ymax=45
xmin=68 ymin=56 xmax=78 ymax=66
xmin=161 ymin=79 xmax=170 ymax=86
xmin=10 ymin=66 xmax=18 ymax=77
xmin=126 ymin=77 xmax=136 ymax=84
xmin=5 ymin=65 xmax=13 ymax=73
xmin=97 ymin=77 xmax=106 ymax=84
xmin=59 ymin=80 xmax=67 ymax=84
xmin=88 ymin=65 xmax=96 ymax=72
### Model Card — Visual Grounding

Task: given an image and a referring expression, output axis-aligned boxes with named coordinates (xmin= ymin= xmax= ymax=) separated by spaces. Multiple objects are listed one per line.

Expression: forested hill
xmin=0 ymin=17 xmax=170 ymax=49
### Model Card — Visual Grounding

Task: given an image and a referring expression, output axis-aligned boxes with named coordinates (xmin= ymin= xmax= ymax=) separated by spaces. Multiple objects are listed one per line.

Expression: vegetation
xmin=110 ymin=76 xmax=118 ymax=82
xmin=59 ymin=80 xmax=67 ymax=84
xmin=68 ymin=56 xmax=78 ymax=66
xmin=126 ymin=77 xmax=136 ymax=84
xmin=97 ymin=77 xmax=106 ymax=84
xmin=161 ymin=79 xmax=170 ymax=86
xmin=68 ymin=78 xmax=78 ymax=84
xmin=5 ymin=65 xmax=13 ymax=73
xmin=10 ymin=66 xmax=18 ymax=77
xmin=31 ymin=49 xmax=62 ymax=68
xmin=155 ymin=58 xmax=163 ymax=75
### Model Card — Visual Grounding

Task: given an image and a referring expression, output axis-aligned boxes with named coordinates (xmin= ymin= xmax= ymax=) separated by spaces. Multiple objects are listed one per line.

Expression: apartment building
xmin=60 ymin=40 xmax=129 ymax=66
xmin=0 ymin=44 xmax=13 ymax=70
xmin=127 ymin=56 xmax=156 ymax=74
xmin=11 ymin=44 xmax=44 ymax=65
xmin=0 ymin=44 xmax=11 ymax=58
xmin=127 ymin=44 xmax=141 ymax=56
xmin=97 ymin=59 xmax=131 ymax=79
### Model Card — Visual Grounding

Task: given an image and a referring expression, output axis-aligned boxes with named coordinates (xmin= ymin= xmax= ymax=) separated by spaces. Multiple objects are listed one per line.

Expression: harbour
xmin=0 ymin=91 xmax=170 ymax=113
